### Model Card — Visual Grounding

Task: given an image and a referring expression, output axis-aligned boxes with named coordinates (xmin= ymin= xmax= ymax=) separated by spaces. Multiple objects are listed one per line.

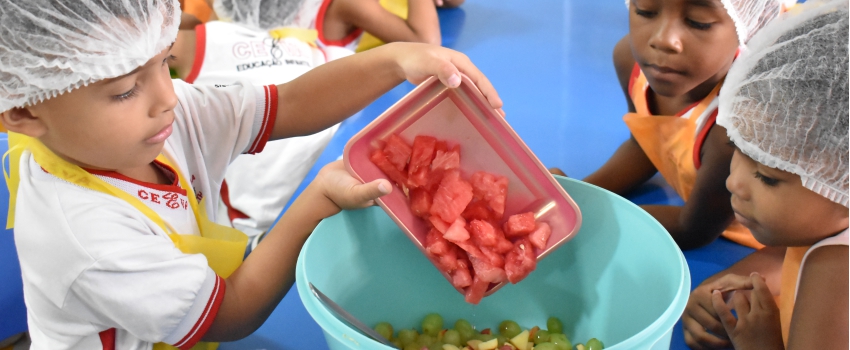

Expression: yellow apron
xmin=355 ymin=0 xmax=408 ymax=52
xmin=4 ymin=132 xmax=248 ymax=350
xmin=624 ymin=70 xmax=763 ymax=249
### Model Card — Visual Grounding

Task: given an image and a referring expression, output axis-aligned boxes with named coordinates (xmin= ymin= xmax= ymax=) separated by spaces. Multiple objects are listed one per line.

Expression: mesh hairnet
xmin=624 ymin=0 xmax=784 ymax=46
xmin=0 ymin=0 xmax=179 ymax=112
xmin=717 ymin=0 xmax=849 ymax=207
xmin=213 ymin=0 xmax=307 ymax=31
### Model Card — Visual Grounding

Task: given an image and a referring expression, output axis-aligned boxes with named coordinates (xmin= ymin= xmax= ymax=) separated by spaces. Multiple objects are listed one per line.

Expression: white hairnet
xmin=718 ymin=0 xmax=849 ymax=207
xmin=213 ymin=0 xmax=307 ymax=31
xmin=0 ymin=0 xmax=179 ymax=112
xmin=624 ymin=0 xmax=784 ymax=46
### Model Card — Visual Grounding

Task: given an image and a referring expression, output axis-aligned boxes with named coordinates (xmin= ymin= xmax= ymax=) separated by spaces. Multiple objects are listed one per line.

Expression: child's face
xmin=628 ymin=0 xmax=739 ymax=98
xmin=726 ymin=149 xmax=849 ymax=246
xmin=22 ymin=48 xmax=177 ymax=172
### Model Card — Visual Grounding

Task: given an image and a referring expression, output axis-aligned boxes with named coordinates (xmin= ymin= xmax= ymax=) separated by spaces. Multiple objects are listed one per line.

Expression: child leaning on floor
xmin=681 ymin=1 xmax=848 ymax=348
xmin=551 ymin=0 xmax=784 ymax=250
xmin=0 ymin=1 xmax=503 ymax=349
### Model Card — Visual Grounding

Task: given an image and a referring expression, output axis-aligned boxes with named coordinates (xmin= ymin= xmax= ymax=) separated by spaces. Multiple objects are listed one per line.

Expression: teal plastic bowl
xmin=296 ymin=176 xmax=690 ymax=349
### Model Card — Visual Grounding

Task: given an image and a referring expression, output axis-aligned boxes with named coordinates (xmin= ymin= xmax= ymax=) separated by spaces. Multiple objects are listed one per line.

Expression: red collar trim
xmin=85 ymin=160 xmax=188 ymax=196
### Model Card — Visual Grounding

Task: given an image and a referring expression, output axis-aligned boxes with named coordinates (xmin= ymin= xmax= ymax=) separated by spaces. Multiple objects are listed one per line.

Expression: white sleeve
xmin=169 ymin=79 xmax=278 ymax=178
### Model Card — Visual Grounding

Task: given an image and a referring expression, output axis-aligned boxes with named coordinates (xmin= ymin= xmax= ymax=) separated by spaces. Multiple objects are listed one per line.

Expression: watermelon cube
xmin=429 ymin=170 xmax=473 ymax=223
xmin=504 ymin=212 xmax=536 ymax=238
xmin=383 ymin=134 xmax=412 ymax=171
xmin=407 ymin=135 xmax=438 ymax=188
xmin=409 ymin=188 xmax=432 ymax=219
xmin=504 ymin=238 xmax=537 ymax=284
xmin=479 ymin=245 xmax=505 ymax=268
xmin=437 ymin=244 xmax=460 ymax=272
xmin=470 ymin=171 xmax=508 ymax=219
xmin=431 ymin=145 xmax=461 ymax=172
xmin=468 ymin=254 xmax=506 ymax=283
xmin=528 ymin=222 xmax=552 ymax=250
xmin=461 ymin=199 xmax=496 ymax=222
xmin=429 ymin=215 xmax=452 ymax=234
xmin=425 ymin=228 xmax=450 ymax=256
xmin=451 ymin=264 xmax=472 ymax=289
xmin=464 ymin=276 xmax=489 ymax=305
xmin=443 ymin=218 xmax=470 ymax=243
xmin=369 ymin=149 xmax=408 ymax=187
xmin=469 ymin=219 xmax=499 ymax=247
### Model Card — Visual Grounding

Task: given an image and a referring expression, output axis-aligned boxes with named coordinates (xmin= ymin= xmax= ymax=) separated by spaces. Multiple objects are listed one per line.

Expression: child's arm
xmin=169 ymin=30 xmax=196 ymax=80
xmin=640 ymin=123 xmax=737 ymax=249
xmin=202 ymin=161 xmax=391 ymax=340
xmin=682 ymin=246 xmax=785 ymax=349
xmin=582 ymin=36 xmax=658 ymax=193
xmin=269 ymin=42 xmax=503 ymax=140
xmin=785 ymin=245 xmax=848 ymax=349
xmin=330 ymin=0 xmax=441 ymax=46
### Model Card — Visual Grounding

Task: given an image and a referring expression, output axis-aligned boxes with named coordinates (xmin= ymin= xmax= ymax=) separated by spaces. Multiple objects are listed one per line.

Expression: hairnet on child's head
xmin=213 ymin=0 xmax=307 ymax=31
xmin=717 ymin=0 xmax=849 ymax=207
xmin=0 ymin=0 xmax=179 ymax=113
xmin=624 ymin=0 xmax=784 ymax=46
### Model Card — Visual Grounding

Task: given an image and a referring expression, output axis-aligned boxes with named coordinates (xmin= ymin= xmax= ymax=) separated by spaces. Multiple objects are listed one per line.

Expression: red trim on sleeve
xmin=316 ymin=0 xmax=364 ymax=47
xmin=693 ymin=109 xmax=718 ymax=169
xmin=173 ymin=275 xmax=226 ymax=350
xmin=184 ymin=24 xmax=207 ymax=84
xmin=219 ymin=180 xmax=251 ymax=222
xmin=628 ymin=62 xmax=641 ymax=100
xmin=99 ymin=328 xmax=116 ymax=350
xmin=246 ymin=85 xmax=278 ymax=154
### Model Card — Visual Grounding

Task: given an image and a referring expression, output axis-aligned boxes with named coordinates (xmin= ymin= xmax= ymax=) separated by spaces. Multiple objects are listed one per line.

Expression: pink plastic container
xmin=343 ymin=75 xmax=582 ymax=297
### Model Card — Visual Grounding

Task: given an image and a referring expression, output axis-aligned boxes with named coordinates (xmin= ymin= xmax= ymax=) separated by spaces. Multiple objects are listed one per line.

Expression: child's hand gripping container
xmin=342 ymin=75 xmax=582 ymax=298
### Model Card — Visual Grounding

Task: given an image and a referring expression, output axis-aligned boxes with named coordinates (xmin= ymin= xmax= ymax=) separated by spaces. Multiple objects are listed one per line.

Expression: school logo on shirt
xmin=232 ymin=38 xmax=312 ymax=72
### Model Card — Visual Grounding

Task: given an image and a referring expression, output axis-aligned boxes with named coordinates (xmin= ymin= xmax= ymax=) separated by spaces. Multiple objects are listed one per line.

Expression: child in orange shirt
xmin=681 ymin=1 xmax=848 ymax=348
xmin=552 ymin=0 xmax=785 ymax=249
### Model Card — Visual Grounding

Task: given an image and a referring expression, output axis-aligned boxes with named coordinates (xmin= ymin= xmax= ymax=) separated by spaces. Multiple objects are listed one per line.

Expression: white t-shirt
xmin=13 ymin=79 xmax=278 ymax=350
xmin=288 ymin=0 xmax=364 ymax=52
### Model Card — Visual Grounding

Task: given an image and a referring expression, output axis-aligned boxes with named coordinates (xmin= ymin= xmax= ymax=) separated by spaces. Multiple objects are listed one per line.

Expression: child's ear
xmin=0 ymin=107 xmax=47 ymax=137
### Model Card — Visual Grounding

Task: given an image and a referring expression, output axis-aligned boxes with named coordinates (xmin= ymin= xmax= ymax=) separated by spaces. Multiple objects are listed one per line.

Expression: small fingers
xmin=349 ymin=179 xmax=391 ymax=208
xmin=710 ymin=273 xmax=755 ymax=292
xmin=688 ymin=303 xmax=729 ymax=338
xmin=712 ymin=290 xmax=738 ymax=333
xmin=682 ymin=315 xmax=731 ymax=349
xmin=549 ymin=167 xmax=567 ymax=177
xmin=750 ymin=273 xmax=778 ymax=311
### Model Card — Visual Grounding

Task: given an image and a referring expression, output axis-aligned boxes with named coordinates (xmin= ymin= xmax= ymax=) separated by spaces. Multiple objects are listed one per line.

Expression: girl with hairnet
xmin=681 ymin=1 xmax=848 ymax=348
xmin=0 ymin=1 xmax=503 ymax=349
xmin=551 ymin=0 xmax=787 ymax=250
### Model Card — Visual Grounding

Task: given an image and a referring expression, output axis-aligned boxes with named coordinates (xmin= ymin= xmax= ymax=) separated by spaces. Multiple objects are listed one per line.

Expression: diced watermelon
xmin=409 ymin=188 xmax=432 ymax=218
xmin=504 ymin=212 xmax=536 ymax=238
xmin=451 ymin=265 xmax=472 ymax=289
xmin=461 ymin=199 xmax=496 ymax=222
xmin=429 ymin=215 xmax=451 ymax=234
xmin=504 ymin=238 xmax=537 ymax=284
xmin=437 ymin=244 xmax=460 ymax=272
xmin=528 ymin=222 xmax=552 ymax=250
xmin=479 ymin=245 xmax=505 ymax=268
xmin=407 ymin=135 xmax=438 ymax=188
xmin=470 ymin=171 xmax=508 ymax=219
xmin=383 ymin=134 xmax=412 ymax=171
xmin=493 ymin=229 xmax=515 ymax=254
xmin=425 ymin=228 xmax=450 ymax=256
xmin=369 ymin=149 xmax=408 ymax=187
xmin=435 ymin=140 xmax=448 ymax=154
xmin=469 ymin=219 xmax=499 ymax=247
xmin=468 ymin=255 xmax=506 ymax=283
xmin=443 ymin=217 xmax=470 ymax=243
xmin=431 ymin=145 xmax=461 ymax=172
xmin=464 ymin=275 xmax=489 ymax=305
xmin=429 ymin=170 xmax=473 ymax=223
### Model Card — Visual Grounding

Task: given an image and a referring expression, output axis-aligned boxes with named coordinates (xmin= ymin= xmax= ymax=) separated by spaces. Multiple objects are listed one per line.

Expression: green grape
xmin=533 ymin=342 xmax=558 ymax=350
xmin=391 ymin=339 xmax=403 ymax=349
xmin=548 ymin=333 xmax=572 ymax=350
xmin=421 ymin=313 xmax=444 ymax=336
xmin=427 ymin=342 xmax=445 ymax=350
xmin=546 ymin=317 xmax=564 ymax=334
xmin=402 ymin=344 xmax=419 ymax=350
xmin=397 ymin=329 xmax=418 ymax=347
xmin=476 ymin=332 xmax=495 ymax=342
xmin=442 ymin=329 xmax=462 ymax=346
xmin=533 ymin=329 xmax=551 ymax=345
xmin=498 ymin=320 xmax=522 ymax=338
xmin=374 ymin=322 xmax=394 ymax=341
xmin=418 ymin=334 xmax=436 ymax=346
xmin=586 ymin=338 xmax=604 ymax=350
xmin=496 ymin=335 xmax=509 ymax=346
xmin=454 ymin=319 xmax=475 ymax=343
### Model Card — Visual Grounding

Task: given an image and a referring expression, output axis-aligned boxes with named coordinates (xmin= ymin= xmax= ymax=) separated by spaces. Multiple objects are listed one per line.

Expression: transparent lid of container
xmin=343 ymin=75 xmax=582 ymax=297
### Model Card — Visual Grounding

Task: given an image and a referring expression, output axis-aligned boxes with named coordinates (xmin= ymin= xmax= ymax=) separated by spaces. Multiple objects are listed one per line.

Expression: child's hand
xmin=683 ymin=273 xmax=754 ymax=349
xmin=386 ymin=42 xmax=505 ymax=117
xmin=315 ymin=160 xmax=392 ymax=211
xmin=711 ymin=273 xmax=784 ymax=350
xmin=549 ymin=167 xmax=567 ymax=177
